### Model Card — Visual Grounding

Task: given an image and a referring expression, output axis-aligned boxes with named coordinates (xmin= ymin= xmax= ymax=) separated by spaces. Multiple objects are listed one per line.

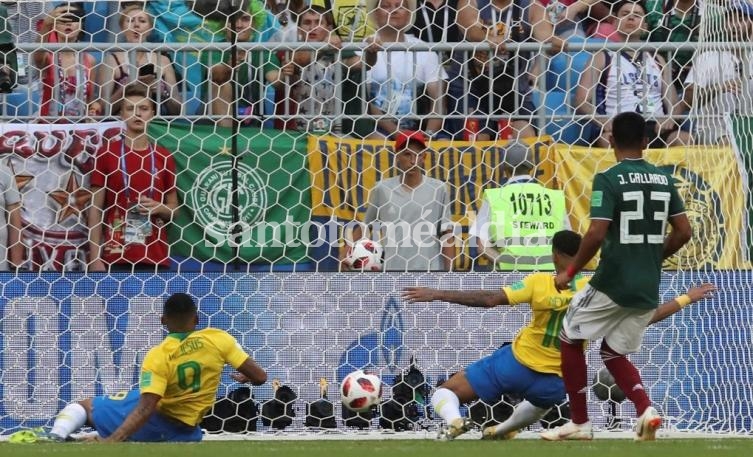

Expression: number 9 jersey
xmin=588 ymin=158 xmax=685 ymax=310
xmin=139 ymin=328 xmax=250 ymax=427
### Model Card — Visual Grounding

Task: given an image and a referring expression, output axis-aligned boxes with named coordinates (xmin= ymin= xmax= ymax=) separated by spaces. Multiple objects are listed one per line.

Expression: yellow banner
xmin=308 ymin=136 xmax=555 ymax=270
xmin=555 ymin=145 xmax=750 ymax=270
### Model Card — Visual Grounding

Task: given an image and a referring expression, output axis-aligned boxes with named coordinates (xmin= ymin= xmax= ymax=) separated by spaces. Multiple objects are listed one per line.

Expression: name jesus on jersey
xmin=617 ymin=173 xmax=670 ymax=185
xmin=168 ymin=338 xmax=205 ymax=360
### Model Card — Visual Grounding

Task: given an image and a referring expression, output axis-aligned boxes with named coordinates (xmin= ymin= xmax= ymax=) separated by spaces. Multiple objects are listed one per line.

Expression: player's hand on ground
xmin=686 ymin=283 xmax=716 ymax=303
xmin=402 ymin=287 xmax=438 ymax=303
xmin=554 ymin=271 xmax=571 ymax=291
xmin=79 ymin=434 xmax=101 ymax=443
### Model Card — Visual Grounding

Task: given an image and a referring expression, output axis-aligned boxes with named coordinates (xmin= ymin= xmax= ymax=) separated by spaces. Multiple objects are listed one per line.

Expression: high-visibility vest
xmin=485 ymin=183 xmax=566 ymax=271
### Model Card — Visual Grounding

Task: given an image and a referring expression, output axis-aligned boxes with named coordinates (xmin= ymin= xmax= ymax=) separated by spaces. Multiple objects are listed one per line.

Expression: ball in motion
xmin=340 ymin=370 xmax=382 ymax=412
xmin=344 ymin=239 xmax=383 ymax=271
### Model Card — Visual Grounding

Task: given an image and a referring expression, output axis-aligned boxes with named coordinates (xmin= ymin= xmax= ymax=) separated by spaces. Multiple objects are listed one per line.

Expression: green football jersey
xmin=589 ymin=158 xmax=685 ymax=309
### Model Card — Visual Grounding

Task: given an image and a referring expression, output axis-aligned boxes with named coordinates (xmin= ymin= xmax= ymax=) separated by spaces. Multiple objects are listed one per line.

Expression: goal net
xmin=0 ymin=0 xmax=752 ymax=438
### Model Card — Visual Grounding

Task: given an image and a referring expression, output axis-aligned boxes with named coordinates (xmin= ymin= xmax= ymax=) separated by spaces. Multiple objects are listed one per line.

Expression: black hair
xmin=552 ymin=230 xmax=582 ymax=257
xmin=611 ymin=111 xmax=646 ymax=150
xmin=163 ymin=293 xmax=198 ymax=318
xmin=612 ymin=0 xmax=646 ymax=16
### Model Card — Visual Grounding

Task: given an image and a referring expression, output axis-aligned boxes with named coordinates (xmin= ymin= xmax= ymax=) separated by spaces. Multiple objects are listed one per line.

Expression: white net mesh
xmin=0 ymin=0 xmax=752 ymax=439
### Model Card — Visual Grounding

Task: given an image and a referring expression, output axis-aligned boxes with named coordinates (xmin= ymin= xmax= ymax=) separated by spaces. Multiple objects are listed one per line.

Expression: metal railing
xmin=2 ymin=40 xmax=749 ymax=131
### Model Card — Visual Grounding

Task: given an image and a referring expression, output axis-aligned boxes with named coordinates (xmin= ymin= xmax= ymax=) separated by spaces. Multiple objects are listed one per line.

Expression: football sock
xmin=50 ymin=403 xmax=87 ymax=439
xmin=600 ymin=341 xmax=651 ymax=416
xmin=490 ymin=400 xmax=547 ymax=436
xmin=431 ymin=387 xmax=462 ymax=424
xmin=560 ymin=334 xmax=589 ymax=424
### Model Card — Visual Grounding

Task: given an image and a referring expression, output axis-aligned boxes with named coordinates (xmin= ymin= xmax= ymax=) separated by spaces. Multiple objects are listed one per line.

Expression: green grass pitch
xmin=2 ymin=440 xmax=752 ymax=457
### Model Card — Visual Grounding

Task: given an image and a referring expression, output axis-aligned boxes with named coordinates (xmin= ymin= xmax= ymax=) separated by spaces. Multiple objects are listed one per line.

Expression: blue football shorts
xmin=91 ymin=390 xmax=202 ymax=442
xmin=464 ymin=344 xmax=565 ymax=409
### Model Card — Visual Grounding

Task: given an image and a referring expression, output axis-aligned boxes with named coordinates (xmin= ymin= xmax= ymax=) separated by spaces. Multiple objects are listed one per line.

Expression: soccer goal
xmin=0 ymin=0 xmax=752 ymax=440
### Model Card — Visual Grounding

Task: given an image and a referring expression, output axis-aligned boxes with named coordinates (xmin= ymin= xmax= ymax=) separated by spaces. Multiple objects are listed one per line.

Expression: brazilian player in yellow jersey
xmin=402 ymin=230 xmax=714 ymax=441
xmin=46 ymin=293 xmax=267 ymax=442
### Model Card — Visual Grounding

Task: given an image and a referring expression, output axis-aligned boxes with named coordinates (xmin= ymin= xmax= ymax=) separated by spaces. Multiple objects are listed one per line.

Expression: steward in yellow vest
xmin=469 ymin=142 xmax=569 ymax=271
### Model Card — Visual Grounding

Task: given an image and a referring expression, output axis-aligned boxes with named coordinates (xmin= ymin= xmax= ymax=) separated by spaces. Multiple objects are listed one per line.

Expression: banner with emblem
xmin=149 ymin=122 xmax=311 ymax=265
xmin=0 ymin=121 xmax=122 ymax=271
xmin=307 ymin=136 xmax=555 ymax=270
xmin=555 ymin=144 xmax=750 ymax=270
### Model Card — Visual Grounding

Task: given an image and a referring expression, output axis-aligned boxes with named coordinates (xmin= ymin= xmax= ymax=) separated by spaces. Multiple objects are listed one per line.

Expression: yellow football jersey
xmin=310 ymin=0 xmax=375 ymax=41
xmin=503 ymin=272 xmax=589 ymax=376
xmin=139 ymin=328 xmax=250 ymax=426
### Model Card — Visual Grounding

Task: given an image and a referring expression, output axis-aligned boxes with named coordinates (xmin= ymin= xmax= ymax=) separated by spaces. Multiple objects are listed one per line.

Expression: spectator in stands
xmin=98 ymin=4 xmax=183 ymax=117
xmin=346 ymin=131 xmax=456 ymax=271
xmin=3 ymin=1 xmax=47 ymax=87
xmin=0 ymin=161 xmax=22 ymax=271
xmin=412 ymin=0 xmax=471 ymax=138
xmin=208 ymin=9 xmax=294 ymax=127
xmin=268 ymin=0 xmax=306 ymax=42
xmin=311 ymin=0 xmax=375 ymax=42
xmin=308 ymin=0 xmax=375 ymax=137
xmin=456 ymin=0 xmax=537 ymax=139
xmin=291 ymin=6 xmax=377 ymax=134
xmin=684 ymin=1 xmax=753 ymax=145
xmin=469 ymin=141 xmax=569 ymax=270
xmin=51 ymin=0 xmax=116 ymax=45
xmin=530 ymin=1 xmax=617 ymax=52
xmin=88 ymin=83 xmax=178 ymax=272
xmin=33 ymin=4 xmax=100 ymax=120
xmin=362 ymin=0 xmax=447 ymax=139
xmin=267 ymin=0 xmax=307 ymax=130
xmin=646 ymin=0 xmax=701 ymax=92
xmin=413 ymin=0 xmax=462 ymax=44
xmin=145 ymin=0 xmax=280 ymax=116
xmin=574 ymin=0 xmax=689 ymax=147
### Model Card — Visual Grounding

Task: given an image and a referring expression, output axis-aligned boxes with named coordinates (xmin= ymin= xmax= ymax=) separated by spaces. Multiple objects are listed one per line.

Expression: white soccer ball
xmin=344 ymin=239 xmax=383 ymax=271
xmin=340 ymin=370 xmax=382 ymax=412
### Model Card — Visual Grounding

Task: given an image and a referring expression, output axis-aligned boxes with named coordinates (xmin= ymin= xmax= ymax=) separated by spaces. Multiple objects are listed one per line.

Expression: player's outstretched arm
xmin=649 ymin=283 xmax=716 ymax=325
xmin=402 ymin=287 xmax=509 ymax=308
xmin=230 ymin=357 xmax=268 ymax=386
xmin=104 ymin=393 xmax=161 ymax=442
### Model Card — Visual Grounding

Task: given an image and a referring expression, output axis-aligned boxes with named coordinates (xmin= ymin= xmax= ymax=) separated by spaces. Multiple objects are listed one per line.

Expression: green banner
xmin=729 ymin=116 xmax=753 ymax=259
xmin=150 ymin=122 xmax=311 ymax=264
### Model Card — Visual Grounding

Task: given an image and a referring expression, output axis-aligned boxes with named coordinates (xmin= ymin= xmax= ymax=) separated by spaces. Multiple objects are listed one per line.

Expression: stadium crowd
xmin=0 ymin=0 xmax=746 ymax=272
xmin=2 ymin=0 xmax=741 ymax=141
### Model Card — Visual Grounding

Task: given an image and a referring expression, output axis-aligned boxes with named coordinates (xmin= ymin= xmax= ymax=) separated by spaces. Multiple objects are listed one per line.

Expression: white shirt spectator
xmin=358 ymin=34 xmax=447 ymax=118
xmin=685 ymin=50 xmax=753 ymax=144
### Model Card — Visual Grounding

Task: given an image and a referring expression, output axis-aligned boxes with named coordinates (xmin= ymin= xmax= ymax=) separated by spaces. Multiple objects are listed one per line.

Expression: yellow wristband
xmin=675 ymin=294 xmax=692 ymax=309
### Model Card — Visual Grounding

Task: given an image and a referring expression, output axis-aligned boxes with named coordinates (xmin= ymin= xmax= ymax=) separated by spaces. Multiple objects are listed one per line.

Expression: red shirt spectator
xmin=88 ymin=83 xmax=178 ymax=271
xmin=90 ymin=139 xmax=176 ymax=268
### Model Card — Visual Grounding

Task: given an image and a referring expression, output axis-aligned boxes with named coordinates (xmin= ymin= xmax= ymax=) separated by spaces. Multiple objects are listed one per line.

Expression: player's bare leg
xmin=431 ymin=370 xmax=475 ymax=440
xmin=600 ymin=341 xmax=661 ymax=441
